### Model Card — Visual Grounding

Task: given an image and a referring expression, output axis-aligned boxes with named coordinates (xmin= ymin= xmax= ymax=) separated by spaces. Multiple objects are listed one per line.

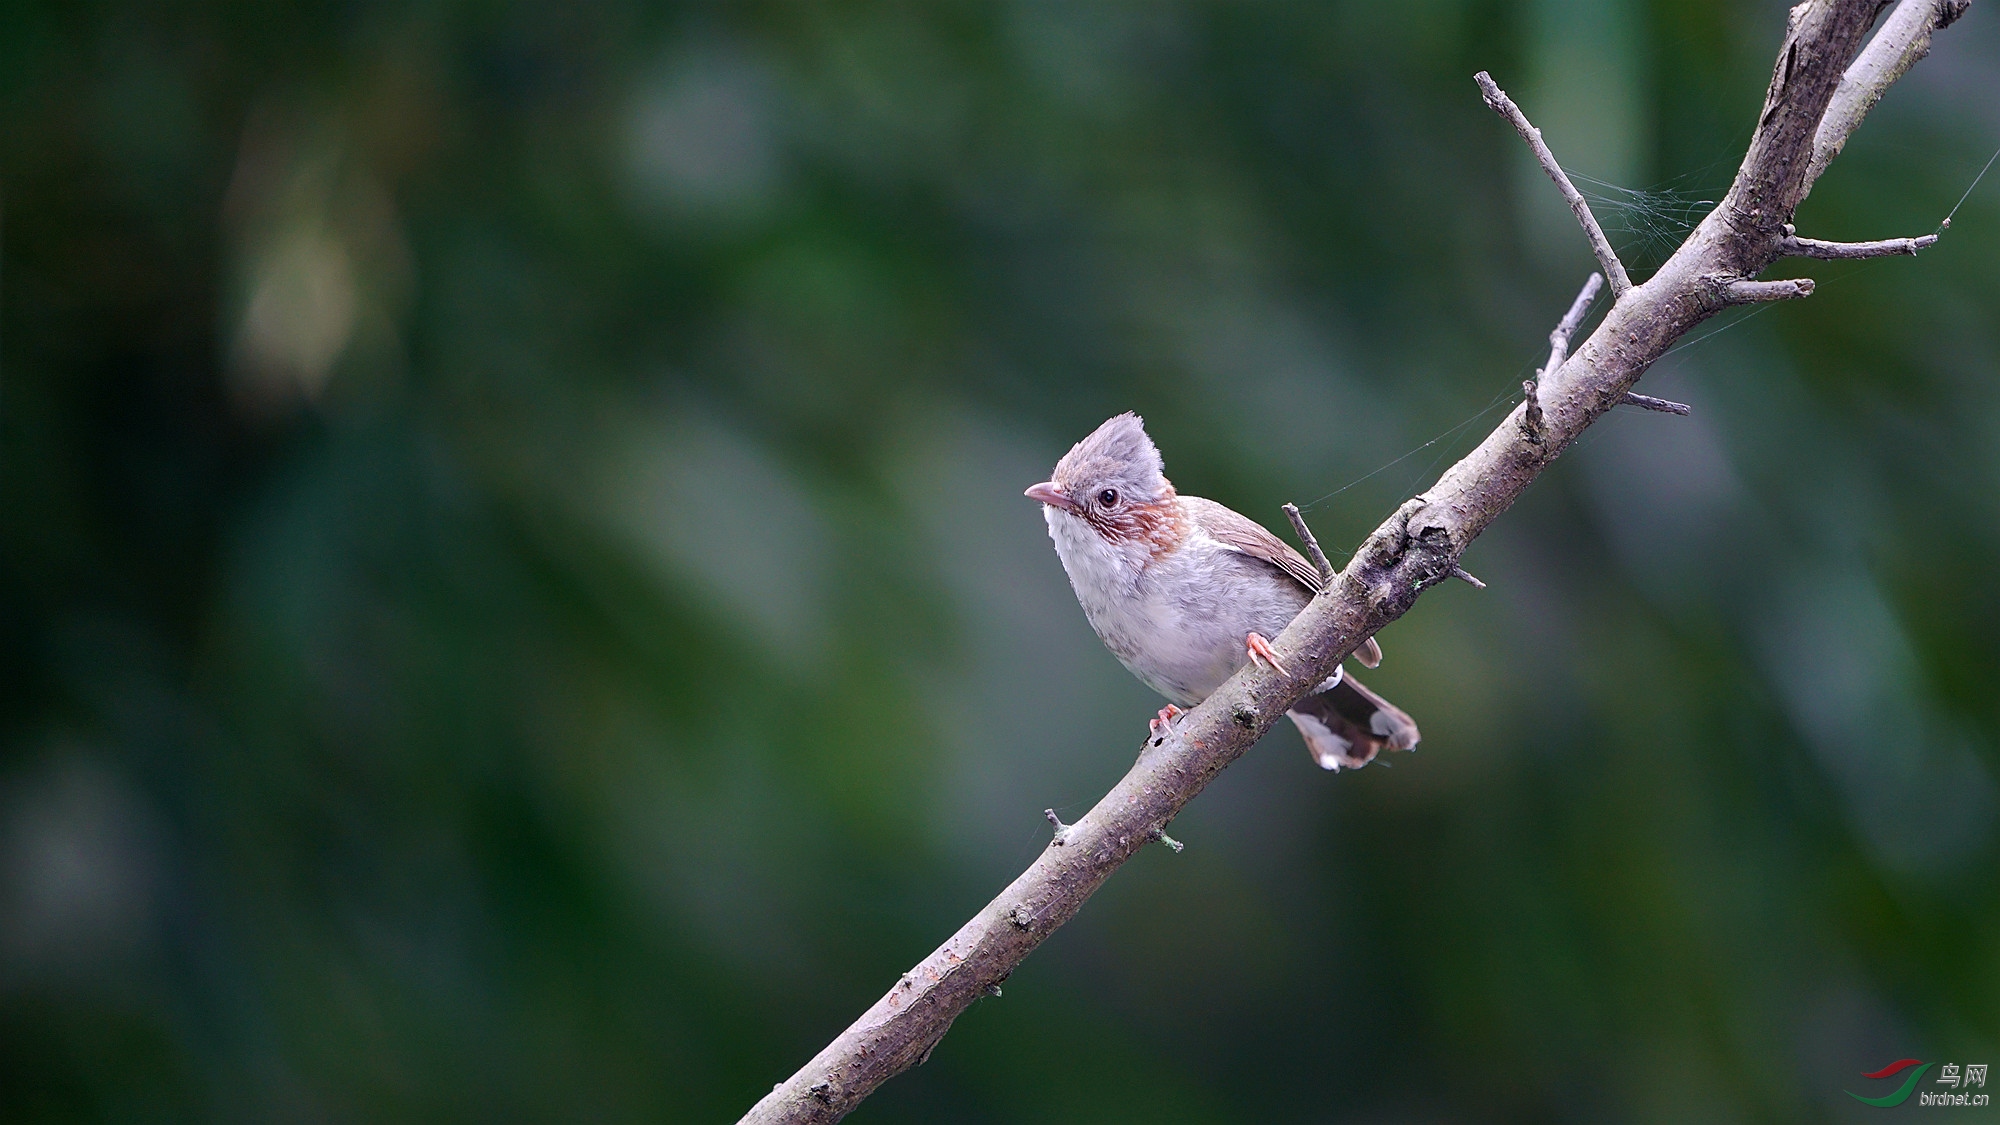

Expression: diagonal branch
xmin=1475 ymin=73 xmax=1633 ymax=298
xmin=1543 ymin=272 xmax=1604 ymax=376
xmin=1523 ymin=272 xmax=1602 ymax=444
xmin=1805 ymin=0 xmax=1973 ymax=195
xmin=1712 ymin=0 xmax=1900 ymax=269
xmin=736 ymin=3 xmax=1967 ymax=1121
xmin=1282 ymin=503 xmax=1336 ymax=587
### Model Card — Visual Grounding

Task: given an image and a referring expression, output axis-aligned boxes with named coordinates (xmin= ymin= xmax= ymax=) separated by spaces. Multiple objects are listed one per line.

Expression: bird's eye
xmin=1098 ymin=489 xmax=1119 ymax=508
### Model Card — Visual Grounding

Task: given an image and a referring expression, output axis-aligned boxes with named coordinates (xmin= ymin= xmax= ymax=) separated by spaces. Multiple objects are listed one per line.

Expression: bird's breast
xmin=1046 ymin=512 xmax=1306 ymax=706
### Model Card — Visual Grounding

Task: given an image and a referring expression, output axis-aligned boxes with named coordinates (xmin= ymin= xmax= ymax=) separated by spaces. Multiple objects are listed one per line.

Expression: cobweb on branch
xmin=1571 ymin=169 xmax=1722 ymax=269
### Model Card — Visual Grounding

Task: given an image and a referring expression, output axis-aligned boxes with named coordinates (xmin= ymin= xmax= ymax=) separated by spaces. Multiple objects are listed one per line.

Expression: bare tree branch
xmin=1805 ymin=0 xmax=1973 ymax=193
xmin=1780 ymin=224 xmax=1940 ymax=257
xmin=1281 ymin=503 xmax=1335 ymax=587
xmin=1524 ymin=271 xmax=1604 ymax=445
xmin=736 ymin=4 xmax=1965 ymax=1121
xmin=1475 ymin=73 xmax=1633 ymax=297
xmin=1543 ymin=272 xmax=1605 ymax=376
xmin=1621 ymin=392 xmax=1692 ymax=416
xmin=1725 ymin=277 xmax=1818 ymax=303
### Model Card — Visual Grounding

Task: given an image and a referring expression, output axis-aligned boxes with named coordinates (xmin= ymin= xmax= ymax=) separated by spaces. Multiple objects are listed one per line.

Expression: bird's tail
xmin=1286 ymin=673 xmax=1419 ymax=771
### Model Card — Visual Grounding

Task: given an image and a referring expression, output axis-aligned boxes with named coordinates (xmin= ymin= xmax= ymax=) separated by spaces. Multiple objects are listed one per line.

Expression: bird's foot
xmin=1148 ymin=704 xmax=1184 ymax=741
xmin=1245 ymin=632 xmax=1291 ymax=677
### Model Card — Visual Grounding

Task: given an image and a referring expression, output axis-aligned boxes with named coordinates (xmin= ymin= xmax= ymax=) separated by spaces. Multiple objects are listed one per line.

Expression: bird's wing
xmin=1182 ymin=495 xmax=1323 ymax=592
xmin=1182 ymin=495 xmax=1384 ymax=667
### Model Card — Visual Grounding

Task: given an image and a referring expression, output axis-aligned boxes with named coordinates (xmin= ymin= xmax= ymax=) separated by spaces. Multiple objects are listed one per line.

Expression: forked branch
xmin=738 ymin=4 xmax=1964 ymax=1121
xmin=1524 ymin=270 xmax=1604 ymax=444
xmin=1805 ymin=0 xmax=1973 ymax=192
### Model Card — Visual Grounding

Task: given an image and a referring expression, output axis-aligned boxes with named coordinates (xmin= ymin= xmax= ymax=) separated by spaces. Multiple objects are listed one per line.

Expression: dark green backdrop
xmin=3 ymin=2 xmax=1997 ymax=1121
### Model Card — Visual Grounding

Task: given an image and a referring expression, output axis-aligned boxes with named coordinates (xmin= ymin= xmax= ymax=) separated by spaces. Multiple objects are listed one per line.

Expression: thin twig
xmin=1474 ymin=72 xmax=1633 ymax=297
xmin=1523 ymin=273 xmax=1602 ymax=445
xmin=1621 ymin=392 xmax=1691 ymax=415
xmin=1544 ymin=272 xmax=1604 ymax=376
xmin=738 ymin=6 xmax=1956 ymax=1121
xmin=1780 ymin=226 xmax=1938 ymax=258
xmin=1281 ymin=503 xmax=1335 ymax=586
xmin=1449 ymin=566 xmax=1487 ymax=589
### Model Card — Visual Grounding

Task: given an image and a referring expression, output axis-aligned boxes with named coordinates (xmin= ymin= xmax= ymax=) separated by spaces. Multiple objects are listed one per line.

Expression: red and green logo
xmin=1847 ymin=1059 xmax=1932 ymax=1107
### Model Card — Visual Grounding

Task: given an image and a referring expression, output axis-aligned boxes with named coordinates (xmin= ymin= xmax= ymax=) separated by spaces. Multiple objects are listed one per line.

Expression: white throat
xmin=1043 ymin=506 xmax=1149 ymax=606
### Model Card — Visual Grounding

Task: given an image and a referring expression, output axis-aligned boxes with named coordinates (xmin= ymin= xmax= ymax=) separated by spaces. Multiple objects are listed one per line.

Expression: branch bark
xmin=1805 ymin=0 xmax=1973 ymax=193
xmin=737 ymin=4 xmax=1963 ymax=1120
xmin=1725 ymin=277 xmax=1819 ymax=302
xmin=1621 ymin=392 xmax=1693 ymax=416
xmin=1523 ymin=272 xmax=1603 ymax=444
xmin=1780 ymin=225 xmax=1940 ymax=257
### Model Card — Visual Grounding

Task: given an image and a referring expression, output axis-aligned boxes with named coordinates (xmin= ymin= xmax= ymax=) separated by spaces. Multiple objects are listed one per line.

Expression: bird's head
xmin=1025 ymin=412 xmax=1182 ymax=551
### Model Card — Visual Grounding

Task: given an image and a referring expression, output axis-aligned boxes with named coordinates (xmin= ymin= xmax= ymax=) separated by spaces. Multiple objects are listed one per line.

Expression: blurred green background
xmin=3 ymin=2 xmax=1997 ymax=1121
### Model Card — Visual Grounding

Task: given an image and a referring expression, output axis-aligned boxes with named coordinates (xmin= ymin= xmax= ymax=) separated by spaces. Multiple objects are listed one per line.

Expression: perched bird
xmin=1026 ymin=412 xmax=1418 ymax=770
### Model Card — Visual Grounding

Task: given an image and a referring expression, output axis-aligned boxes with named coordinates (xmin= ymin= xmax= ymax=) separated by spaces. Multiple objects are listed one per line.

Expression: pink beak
xmin=1024 ymin=481 xmax=1078 ymax=513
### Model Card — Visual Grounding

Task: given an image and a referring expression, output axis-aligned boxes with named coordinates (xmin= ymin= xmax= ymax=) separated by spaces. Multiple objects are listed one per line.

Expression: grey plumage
xmin=1031 ymin=413 xmax=1418 ymax=771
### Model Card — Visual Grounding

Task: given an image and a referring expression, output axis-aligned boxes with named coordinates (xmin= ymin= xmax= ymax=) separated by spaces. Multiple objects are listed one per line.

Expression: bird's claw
xmin=1148 ymin=704 xmax=1184 ymax=741
xmin=1245 ymin=632 xmax=1290 ymax=677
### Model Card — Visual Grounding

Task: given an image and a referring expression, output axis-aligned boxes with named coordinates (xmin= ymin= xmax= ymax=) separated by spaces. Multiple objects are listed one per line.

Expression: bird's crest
xmin=1053 ymin=412 xmax=1171 ymax=502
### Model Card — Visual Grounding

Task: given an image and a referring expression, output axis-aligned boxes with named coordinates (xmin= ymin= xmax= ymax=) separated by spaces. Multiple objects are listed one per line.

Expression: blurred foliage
xmin=3 ymin=1 xmax=1998 ymax=1121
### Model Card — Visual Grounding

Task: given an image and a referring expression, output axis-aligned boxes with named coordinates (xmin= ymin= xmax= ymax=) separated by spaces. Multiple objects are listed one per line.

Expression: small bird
xmin=1026 ymin=412 xmax=1418 ymax=770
